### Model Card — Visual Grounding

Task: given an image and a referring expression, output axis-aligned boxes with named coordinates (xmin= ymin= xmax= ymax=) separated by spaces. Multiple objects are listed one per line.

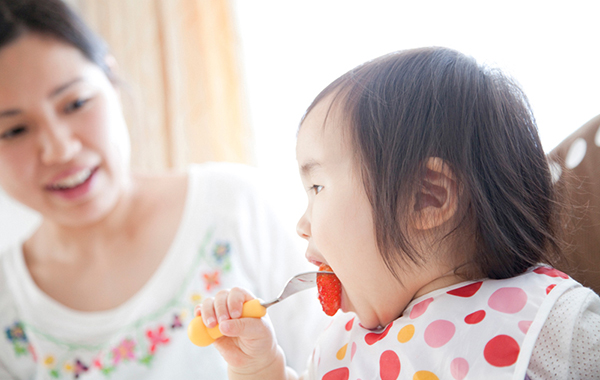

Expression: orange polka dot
xmin=336 ymin=344 xmax=348 ymax=360
xmin=397 ymin=324 xmax=415 ymax=343
xmin=413 ymin=370 xmax=439 ymax=380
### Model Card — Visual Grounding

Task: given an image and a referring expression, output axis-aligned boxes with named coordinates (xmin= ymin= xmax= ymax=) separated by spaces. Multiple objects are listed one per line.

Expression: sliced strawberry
xmin=317 ymin=264 xmax=342 ymax=316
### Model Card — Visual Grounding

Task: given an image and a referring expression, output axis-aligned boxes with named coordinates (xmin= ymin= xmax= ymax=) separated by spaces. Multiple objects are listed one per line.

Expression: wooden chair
xmin=549 ymin=114 xmax=600 ymax=294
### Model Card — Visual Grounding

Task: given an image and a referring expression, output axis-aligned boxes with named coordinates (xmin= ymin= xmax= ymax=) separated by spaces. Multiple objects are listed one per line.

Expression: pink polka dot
xmin=322 ymin=367 xmax=350 ymax=380
xmin=351 ymin=342 xmax=357 ymax=361
xmin=484 ymin=335 xmax=520 ymax=367
xmin=447 ymin=281 xmax=483 ymax=297
xmin=379 ymin=350 xmax=401 ymax=380
xmin=488 ymin=287 xmax=527 ymax=314
xmin=410 ymin=297 xmax=434 ymax=319
xmin=424 ymin=320 xmax=455 ymax=348
xmin=345 ymin=317 xmax=355 ymax=331
xmin=365 ymin=323 xmax=394 ymax=345
xmin=518 ymin=320 xmax=532 ymax=334
xmin=464 ymin=310 xmax=486 ymax=324
xmin=450 ymin=357 xmax=469 ymax=380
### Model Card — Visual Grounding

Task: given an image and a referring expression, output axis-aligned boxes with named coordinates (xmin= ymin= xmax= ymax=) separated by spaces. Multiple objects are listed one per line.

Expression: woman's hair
xmin=0 ymin=0 xmax=112 ymax=79
xmin=303 ymin=47 xmax=563 ymax=280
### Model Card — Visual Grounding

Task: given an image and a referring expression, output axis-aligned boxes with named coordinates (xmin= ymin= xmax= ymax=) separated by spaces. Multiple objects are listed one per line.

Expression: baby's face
xmin=296 ymin=95 xmax=417 ymax=328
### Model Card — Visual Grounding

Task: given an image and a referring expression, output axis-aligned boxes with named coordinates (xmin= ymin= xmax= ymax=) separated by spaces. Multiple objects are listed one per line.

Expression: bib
xmin=309 ymin=266 xmax=579 ymax=380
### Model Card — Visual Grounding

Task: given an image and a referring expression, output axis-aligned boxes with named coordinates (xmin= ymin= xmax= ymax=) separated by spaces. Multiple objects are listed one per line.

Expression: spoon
xmin=188 ymin=270 xmax=333 ymax=347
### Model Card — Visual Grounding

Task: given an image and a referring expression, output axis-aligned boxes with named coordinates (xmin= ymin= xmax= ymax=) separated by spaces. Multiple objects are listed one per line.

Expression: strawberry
xmin=317 ymin=264 xmax=341 ymax=316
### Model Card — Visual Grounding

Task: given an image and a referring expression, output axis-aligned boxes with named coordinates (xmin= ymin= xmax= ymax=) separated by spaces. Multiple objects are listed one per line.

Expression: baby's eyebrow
xmin=300 ymin=160 xmax=322 ymax=177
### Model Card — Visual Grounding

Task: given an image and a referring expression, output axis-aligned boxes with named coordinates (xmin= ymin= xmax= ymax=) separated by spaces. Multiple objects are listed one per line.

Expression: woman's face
xmin=0 ymin=33 xmax=131 ymax=227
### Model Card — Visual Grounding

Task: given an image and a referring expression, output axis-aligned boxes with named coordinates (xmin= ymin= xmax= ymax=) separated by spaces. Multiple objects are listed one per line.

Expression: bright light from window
xmin=233 ymin=0 xmax=600 ymax=229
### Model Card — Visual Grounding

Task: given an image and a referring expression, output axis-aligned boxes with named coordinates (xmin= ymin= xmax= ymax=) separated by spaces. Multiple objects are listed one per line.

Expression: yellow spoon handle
xmin=187 ymin=299 xmax=267 ymax=347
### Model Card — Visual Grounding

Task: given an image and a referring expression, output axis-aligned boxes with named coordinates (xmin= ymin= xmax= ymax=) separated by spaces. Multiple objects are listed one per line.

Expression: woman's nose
xmin=296 ymin=209 xmax=311 ymax=240
xmin=39 ymin=122 xmax=82 ymax=165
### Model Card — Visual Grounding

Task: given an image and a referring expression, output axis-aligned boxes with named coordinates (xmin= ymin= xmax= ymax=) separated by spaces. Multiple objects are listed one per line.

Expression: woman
xmin=0 ymin=0 xmax=323 ymax=378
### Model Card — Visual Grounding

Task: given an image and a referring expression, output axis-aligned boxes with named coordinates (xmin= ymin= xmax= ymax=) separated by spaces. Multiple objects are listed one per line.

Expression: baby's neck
xmin=412 ymin=271 xmax=466 ymax=300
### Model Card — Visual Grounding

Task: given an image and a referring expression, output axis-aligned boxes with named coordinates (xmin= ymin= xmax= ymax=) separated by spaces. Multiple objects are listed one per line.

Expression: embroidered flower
xmin=73 ymin=359 xmax=89 ymax=378
xmin=190 ymin=292 xmax=202 ymax=304
xmin=171 ymin=314 xmax=183 ymax=329
xmin=213 ymin=242 xmax=231 ymax=263
xmin=5 ymin=321 xmax=27 ymax=342
xmin=146 ymin=325 xmax=170 ymax=354
xmin=63 ymin=362 xmax=73 ymax=372
xmin=203 ymin=270 xmax=221 ymax=291
xmin=44 ymin=355 xmax=56 ymax=368
xmin=111 ymin=339 xmax=136 ymax=365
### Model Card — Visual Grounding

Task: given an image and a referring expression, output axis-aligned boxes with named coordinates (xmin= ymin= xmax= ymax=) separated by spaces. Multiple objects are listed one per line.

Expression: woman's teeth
xmin=49 ymin=168 xmax=93 ymax=190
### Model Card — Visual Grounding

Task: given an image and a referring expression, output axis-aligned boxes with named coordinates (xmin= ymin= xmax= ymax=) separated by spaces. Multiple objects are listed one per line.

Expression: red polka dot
xmin=365 ymin=323 xmax=394 ymax=345
xmin=546 ymin=284 xmax=556 ymax=294
xmin=322 ymin=367 xmax=349 ymax=380
xmin=345 ymin=317 xmax=355 ymax=331
xmin=424 ymin=320 xmax=455 ymax=348
xmin=410 ymin=297 xmax=434 ymax=319
xmin=533 ymin=267 xmax=568 ymax=279
xmin=464 ymin=310 xmax=486 ymax=324
xmin=351 ymin=342 xmax=357 ymax=360
xmin=379 ymin=350 xmax=401 ymax=380
xmin=488 ymin=287 xmax=527 ymax=314
xmin=484 ymin=335 xmax=520 ymax=367
xmin=447 ymin=281 xmax=483 ymax=297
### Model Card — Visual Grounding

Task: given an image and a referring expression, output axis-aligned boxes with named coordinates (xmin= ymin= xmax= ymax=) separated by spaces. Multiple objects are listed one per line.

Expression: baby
xmin=195 ymin=47 xmax=600 ymax=379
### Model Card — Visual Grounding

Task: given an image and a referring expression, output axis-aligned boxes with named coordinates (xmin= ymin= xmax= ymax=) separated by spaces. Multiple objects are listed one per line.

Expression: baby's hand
xmin=196 ymin=288 xmax=282 ymax=375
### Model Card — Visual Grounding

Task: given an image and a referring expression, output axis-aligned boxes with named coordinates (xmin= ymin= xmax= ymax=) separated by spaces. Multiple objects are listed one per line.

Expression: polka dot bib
xmin=308 ymin=266 xmax=579 ymax=380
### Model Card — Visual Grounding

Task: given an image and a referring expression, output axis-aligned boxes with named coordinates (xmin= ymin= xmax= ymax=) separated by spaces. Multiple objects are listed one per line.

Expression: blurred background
xmin=1 ymin=0 xmax=599 ymax=249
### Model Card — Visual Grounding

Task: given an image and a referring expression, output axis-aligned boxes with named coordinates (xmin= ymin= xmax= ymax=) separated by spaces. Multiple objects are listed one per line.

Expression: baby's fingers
xmin=227 ymin=287 xmax=255 ymax=319
xmin=199 ymin=297 xmax=218 ymax=328
xmin=219 ymin=316 xmax=271 ymax=340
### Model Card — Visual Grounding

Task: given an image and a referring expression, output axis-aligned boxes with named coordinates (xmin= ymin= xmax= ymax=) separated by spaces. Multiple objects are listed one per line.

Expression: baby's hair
xmin=302 ymin=47 xmax=563 ymax=280
xmin=0 ymin=0 xmax=112 ymax=80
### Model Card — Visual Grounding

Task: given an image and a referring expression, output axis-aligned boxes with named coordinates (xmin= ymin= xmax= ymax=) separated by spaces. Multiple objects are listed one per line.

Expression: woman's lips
xmin=45 ymin=167 xmax=99 ymax=200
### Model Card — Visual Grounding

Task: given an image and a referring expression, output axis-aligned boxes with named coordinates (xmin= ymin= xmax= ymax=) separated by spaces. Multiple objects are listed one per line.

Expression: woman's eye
xmin=0 ymin=125 xmax=27 ymax=140
xmin=311 ymin=185 xmax=323 ymax=194
xmin=64 ymin=98 xmax=90 ymax=113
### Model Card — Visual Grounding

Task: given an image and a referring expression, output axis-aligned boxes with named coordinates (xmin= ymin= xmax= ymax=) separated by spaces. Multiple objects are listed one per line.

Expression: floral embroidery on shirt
xmin=73 ymin=359 xmax=89 ymax=378
xmin=202 ymin=270 xmax=221 ymax=291
xmin=5 ymin=232 xmax=232 ymax=379
xmin=4 ymin=321 xmax=34 ymax=358
xmin=146 ymin=326 xmax=170 ymax=354
xmin=171 ymin=314 xmax=183 ymax=329
xmin=200 ymin=240 xmax=232 ymax=291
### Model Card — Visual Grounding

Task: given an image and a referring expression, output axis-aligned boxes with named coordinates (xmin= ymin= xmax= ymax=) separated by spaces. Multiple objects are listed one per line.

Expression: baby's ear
xmin=411 ymin=157 xmax=458 ymax=230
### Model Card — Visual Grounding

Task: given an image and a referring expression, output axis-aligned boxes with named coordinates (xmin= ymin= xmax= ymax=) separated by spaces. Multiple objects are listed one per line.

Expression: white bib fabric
xmin=309 ymin=266 xmax=580 ymax=380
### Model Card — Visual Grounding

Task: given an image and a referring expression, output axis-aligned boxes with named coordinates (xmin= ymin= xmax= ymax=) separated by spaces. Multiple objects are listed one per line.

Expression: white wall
xmin=232 ymin=0 xmax=600 ymax=231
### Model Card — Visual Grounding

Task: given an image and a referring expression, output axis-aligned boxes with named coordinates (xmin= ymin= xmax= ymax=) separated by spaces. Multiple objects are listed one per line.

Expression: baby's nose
xmin=296 ymin=211 xmax=311 ymax=240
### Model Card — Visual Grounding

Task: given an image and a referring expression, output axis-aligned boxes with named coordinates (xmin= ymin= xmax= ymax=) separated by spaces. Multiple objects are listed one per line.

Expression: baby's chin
xmin=343 ymin=297 xmax=397 ymax=330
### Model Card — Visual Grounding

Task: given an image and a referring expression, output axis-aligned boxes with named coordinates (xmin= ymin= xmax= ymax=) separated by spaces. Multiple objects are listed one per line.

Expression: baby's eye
xmin=310 ymin=185 xmax=324 ymax=195
xmin=64 ymin=98 xmax=90 ymax=113
xmin=0 ymin=125 xmax=27 ymax=140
